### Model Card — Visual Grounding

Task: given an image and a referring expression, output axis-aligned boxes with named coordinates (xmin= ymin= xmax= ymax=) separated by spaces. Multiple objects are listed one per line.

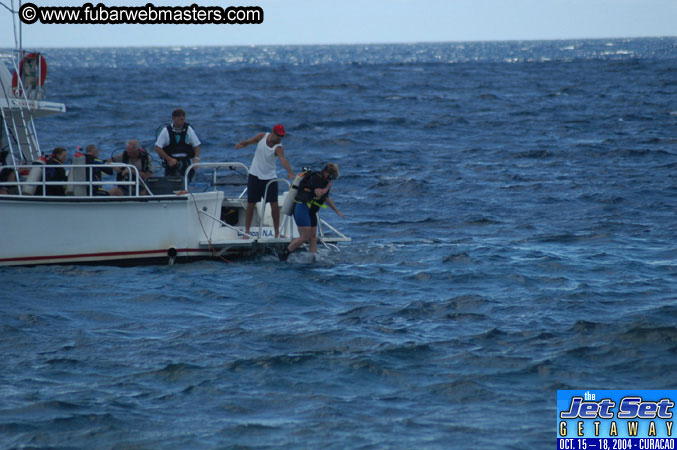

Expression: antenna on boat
xmin=12 ymin=0 xmax=21 ymax=52
xmin=1 ymin=1 xmax=20 ymax=52
xmin=18 ymin=0 xmax=22 ymax=53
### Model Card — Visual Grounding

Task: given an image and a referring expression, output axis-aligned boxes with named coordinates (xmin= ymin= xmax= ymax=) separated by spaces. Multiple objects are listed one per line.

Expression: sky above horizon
xmin=1 ymin=0 xmax=676 ymax=48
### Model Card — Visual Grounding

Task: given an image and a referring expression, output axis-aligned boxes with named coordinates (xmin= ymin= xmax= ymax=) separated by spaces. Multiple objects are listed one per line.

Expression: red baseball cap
xmin=273 ymin=124 xmax=286 ymax=136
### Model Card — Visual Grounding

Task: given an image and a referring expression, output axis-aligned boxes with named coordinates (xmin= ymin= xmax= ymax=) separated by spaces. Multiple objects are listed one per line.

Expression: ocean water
xmin=1 ymin=38 xmax=677 ymax=448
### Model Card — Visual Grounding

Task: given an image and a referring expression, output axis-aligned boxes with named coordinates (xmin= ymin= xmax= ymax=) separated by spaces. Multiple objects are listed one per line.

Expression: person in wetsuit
xmin=0 ymin=150 xmax=17 ymax=195
xmin=280 ymin=163 xmax=343 ymax=260
xmin=109 ymin=139 xmax=152 ymax=196
xmin=154 ymin=108 xmax=201 ymax=182
xmin=84 ymin=144 xmax=113 ymax=195
xmin=43 ymin=147 xmax=68 ymax=196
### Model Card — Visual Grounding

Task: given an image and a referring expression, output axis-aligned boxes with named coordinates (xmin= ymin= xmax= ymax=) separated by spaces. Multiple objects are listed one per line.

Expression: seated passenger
xmin=0 ymin=150 xmax=17 ymax=195
xmin=84 ymin=144 xmax=113 ymax=196
xmin=44 ymin=147 xmax=68 ymax=196
xmin=109 ymin=139 xmax=152 ymax=196
xmin=0 ymin=170 xmax=16 ymax=195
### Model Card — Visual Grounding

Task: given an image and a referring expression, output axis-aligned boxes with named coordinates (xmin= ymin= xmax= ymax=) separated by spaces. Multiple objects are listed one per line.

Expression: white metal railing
xmin=197 ymin=209 xmax=248 ymax=237
xmin=183 ymin=161 xmax=249 ymax=193
xmin=260 ymin=177 xmax=291 ymax=239
xmin=184 ymin=162 xmax=295 ymax=240
xmin=0 ymin=163 xmax=143 ymax=197
xmin=318 ymin=217 xmax=349 ymax=249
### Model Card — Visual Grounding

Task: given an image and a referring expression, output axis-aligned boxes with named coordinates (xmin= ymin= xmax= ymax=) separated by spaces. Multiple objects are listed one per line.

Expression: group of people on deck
xmin=26 ymin=108 xmax=197 ymax=197
xmin=0 ymin=107 xmax=344 ymax=260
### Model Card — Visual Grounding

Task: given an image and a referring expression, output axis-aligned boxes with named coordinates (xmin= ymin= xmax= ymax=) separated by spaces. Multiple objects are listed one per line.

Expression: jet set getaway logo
xmin=558 ymin=390 xmax=677 ymax=450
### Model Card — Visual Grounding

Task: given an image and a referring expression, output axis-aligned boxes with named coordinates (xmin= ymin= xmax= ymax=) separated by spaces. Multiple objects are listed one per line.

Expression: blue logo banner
xmin=557 ymin=390 xmax=676 ymax=448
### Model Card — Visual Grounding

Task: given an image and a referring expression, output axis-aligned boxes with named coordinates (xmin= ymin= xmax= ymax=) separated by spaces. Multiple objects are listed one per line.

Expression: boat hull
xmin=0 ymin=191 xmax=250 ymax=266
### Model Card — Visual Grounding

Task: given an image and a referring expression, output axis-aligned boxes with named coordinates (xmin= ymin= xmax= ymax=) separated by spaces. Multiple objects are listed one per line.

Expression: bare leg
xmin=288 ymin=226 xmax=314 ymax=253
xmin=270 ymin=202 xmax=282 ymax=238
xmin=244 ymin=202 xmax=256 ymax=237
xmin=308 ymin=227 xmax=318 ymax=253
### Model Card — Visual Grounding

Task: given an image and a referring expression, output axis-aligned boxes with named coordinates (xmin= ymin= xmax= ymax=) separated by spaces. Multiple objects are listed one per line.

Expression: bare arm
xmin=109 ymin=156 xmax=126 ymax=174
xmin=325 ymin=196 xmax=343 ymax=217
xmin=275 ymin=146 xmax=294 ymax=179
xmin=108 ymin=157 xmax=121 ymax=172
xmin=155 ymin=145 xmax=177 ymax=167
xmin=235 ymin=133 xmax=265 ymax=149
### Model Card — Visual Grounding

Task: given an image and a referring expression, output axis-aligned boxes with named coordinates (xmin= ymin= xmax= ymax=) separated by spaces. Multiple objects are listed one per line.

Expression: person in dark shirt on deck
xmin=109 ymin=139 xmax=153 ymax=196
xmin=84 ymin=144 xmax=113 ymax=196
xmin=44 ymin=147 xmax=68 ymax=196
xmin=0 ymin=150 xmax=17 ymax=195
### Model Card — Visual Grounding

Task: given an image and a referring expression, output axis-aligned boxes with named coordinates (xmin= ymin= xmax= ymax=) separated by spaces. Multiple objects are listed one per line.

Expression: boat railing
xmin=184 ymin=161 xmax=255 ymax=200
xmin=0 ymin=163 xmax=144 ymax=197
xmin=260 ymin=177 xmax=292 ymax=238
xmin=184 ymin=161 xmax=249 ymax=193
xmin=185 ymin=162 xmax=294 ymax=239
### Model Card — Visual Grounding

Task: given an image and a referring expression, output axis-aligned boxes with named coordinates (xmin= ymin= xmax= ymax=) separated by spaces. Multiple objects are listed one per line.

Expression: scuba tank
xmin=66 ymin=146 xmax=86 ymax=196
xmin=22 ymin=156 xmax=45 ymax=195
xmin=280 ymin=169 xmax=308 ymax=216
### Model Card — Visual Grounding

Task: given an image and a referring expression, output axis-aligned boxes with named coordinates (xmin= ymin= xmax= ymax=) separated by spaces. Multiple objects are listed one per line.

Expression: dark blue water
xmin=2 ymin=38 xmax=677 ymax=448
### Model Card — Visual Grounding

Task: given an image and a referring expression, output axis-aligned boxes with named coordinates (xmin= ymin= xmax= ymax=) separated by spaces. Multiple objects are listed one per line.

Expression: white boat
xmin=0 ymin=49 xmax=350 ymax=267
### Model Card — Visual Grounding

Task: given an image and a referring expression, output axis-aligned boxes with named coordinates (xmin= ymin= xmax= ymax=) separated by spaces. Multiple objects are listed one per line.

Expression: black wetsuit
xmin=44 ymin=158 xmax=67 ymax=196
xmin=85 ymin=154 xmax=113 ymax=195
xmin=114 ymin=150 xmax=151 ymax=195
xmin=296 ymin=171 xmax=329 ymax=207
xmin=293 ymin=171 xmax=329 ymax=227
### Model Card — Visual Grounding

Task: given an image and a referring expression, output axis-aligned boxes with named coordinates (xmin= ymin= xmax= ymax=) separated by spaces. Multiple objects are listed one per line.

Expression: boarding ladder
xmin=0 ymin=52 xmax=43 ymax=165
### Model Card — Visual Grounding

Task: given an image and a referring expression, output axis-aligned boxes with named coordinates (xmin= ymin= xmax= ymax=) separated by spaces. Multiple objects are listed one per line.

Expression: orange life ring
xmin=11 ymin=53 xmax=48 ymax=90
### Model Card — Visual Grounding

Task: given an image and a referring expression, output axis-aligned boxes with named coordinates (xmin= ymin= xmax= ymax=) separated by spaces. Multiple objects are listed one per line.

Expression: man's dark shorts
xmin=247 ymin=174 xmax=278 ymax=203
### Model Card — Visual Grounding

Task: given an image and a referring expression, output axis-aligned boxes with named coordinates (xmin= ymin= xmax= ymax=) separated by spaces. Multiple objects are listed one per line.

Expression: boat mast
xmin=8 ymin=0 xmax=22 ymax=55
xmin=18 ymin=1 xmax=22 ymax=54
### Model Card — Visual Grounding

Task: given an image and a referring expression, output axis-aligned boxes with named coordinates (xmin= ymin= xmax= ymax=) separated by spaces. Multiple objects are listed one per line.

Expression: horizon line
xmin=6 ymin=34 xmax=677 ymax=50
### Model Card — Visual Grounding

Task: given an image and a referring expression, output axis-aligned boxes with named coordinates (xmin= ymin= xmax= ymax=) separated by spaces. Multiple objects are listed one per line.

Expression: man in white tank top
xmin=235 ymin=124 xmax=295 ymax=239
